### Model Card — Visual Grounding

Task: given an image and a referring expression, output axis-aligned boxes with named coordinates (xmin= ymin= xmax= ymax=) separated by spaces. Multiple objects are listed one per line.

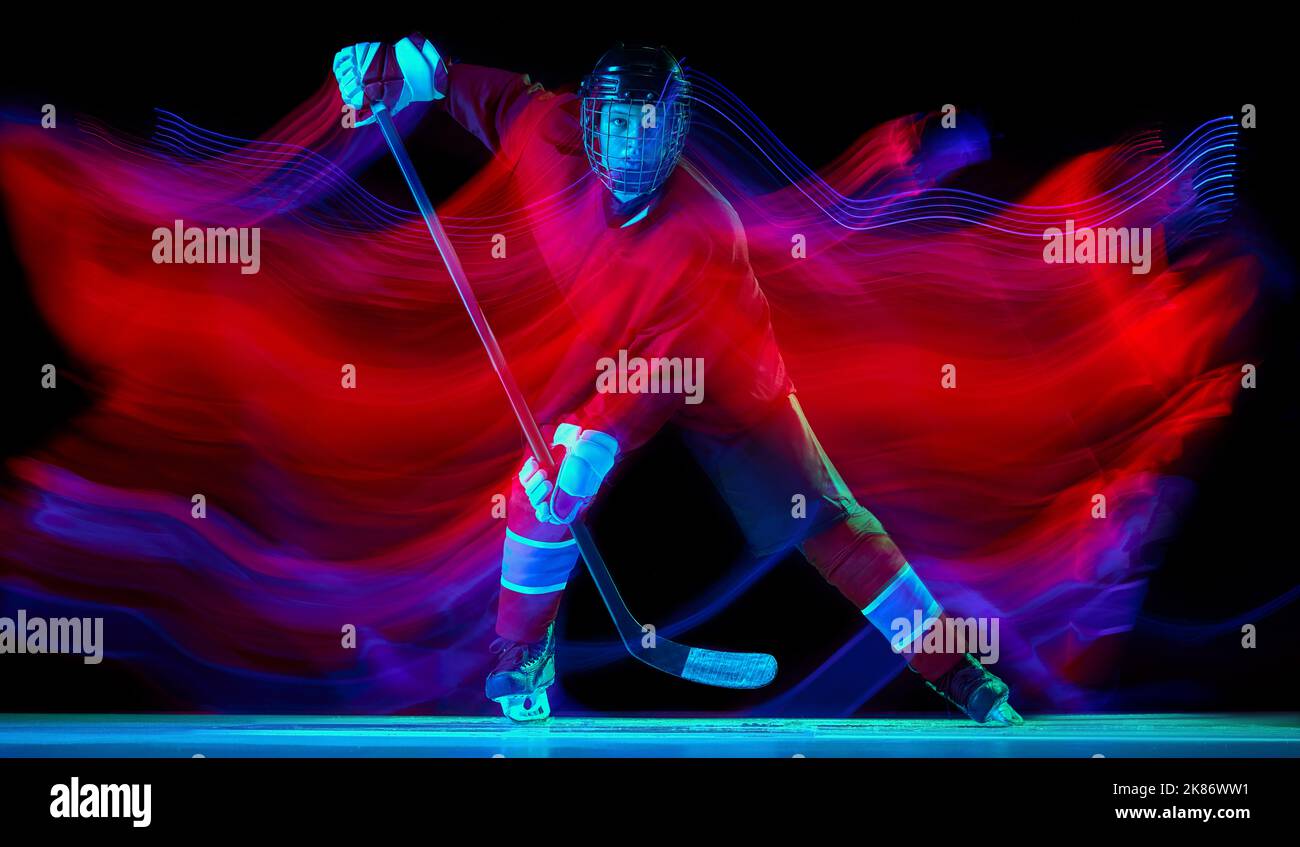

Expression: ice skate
xmin=485 ymin=622 xmax=557 ymax=721
xmin=924 ymin=653 xmax=1024 ymax=726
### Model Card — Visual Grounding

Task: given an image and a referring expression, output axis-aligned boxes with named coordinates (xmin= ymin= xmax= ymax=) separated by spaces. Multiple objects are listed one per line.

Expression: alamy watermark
xmin=891 ymin=612 xmax=1000 ymax=664
xmin=596 ymin=349 xmax=703 ymax=405
xmin=50 ymin=778 xmax=150 ymax=827
xmin=152 ymin=218 xmax=261 ymax=274
xmin=0 ymin=610 xmax=104 ymax=664
xmin=1043 ymin=220 xmax=1151 ymax=274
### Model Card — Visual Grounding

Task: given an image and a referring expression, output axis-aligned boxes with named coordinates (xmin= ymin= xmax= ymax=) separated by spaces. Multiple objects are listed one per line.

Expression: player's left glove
xmin=518 ymin=424 xmax=619 ymax=525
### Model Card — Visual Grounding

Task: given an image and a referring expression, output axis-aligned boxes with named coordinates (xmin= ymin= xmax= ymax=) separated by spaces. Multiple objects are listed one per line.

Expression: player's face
xmin=598 ymin=102 xmax=665 ymax=199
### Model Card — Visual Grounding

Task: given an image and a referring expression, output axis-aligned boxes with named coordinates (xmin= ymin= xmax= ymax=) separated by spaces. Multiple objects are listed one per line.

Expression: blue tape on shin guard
xmin=501 ymin=530 xmax=579 ymax=594
xmin=860 ymin=564 xmax=943 ymax=651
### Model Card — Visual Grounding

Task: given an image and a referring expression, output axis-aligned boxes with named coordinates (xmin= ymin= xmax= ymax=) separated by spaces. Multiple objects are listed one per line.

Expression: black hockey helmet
xmin=579 ymin=43 xmax=691 ymax=198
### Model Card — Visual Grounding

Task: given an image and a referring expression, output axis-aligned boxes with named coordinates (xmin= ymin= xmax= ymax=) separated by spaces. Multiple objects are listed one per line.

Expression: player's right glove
xmin=518 ymin=424 xmax=619 ymax=525
xmin=332 ymin=33 xmax=447 ymax=126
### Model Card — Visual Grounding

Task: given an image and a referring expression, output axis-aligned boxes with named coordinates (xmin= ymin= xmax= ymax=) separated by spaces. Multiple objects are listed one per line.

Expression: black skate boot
xmin=923 ymin=653 xmax=1024 ymax=725
xmin=485 ymin=622 xmax=557 ymax=722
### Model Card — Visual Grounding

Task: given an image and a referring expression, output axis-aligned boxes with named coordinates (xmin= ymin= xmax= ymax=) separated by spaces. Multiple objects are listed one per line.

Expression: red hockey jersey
xmin=440 ymin=62 xmax=793 ymax=453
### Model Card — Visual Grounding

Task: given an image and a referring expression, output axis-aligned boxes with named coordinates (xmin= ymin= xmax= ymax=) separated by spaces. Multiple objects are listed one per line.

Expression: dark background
xmin=1 ymin=6 xmax=1295 ymax=714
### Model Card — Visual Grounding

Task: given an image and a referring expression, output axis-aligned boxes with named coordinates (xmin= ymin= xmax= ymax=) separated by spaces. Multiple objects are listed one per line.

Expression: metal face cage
xmin=579 ymin=50 xmax=691 ymax=198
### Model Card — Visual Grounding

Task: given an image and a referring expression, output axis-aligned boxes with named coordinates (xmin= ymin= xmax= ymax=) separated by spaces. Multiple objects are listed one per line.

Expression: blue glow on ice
xmin=1 ymin=714 xmax=1296 ymax=758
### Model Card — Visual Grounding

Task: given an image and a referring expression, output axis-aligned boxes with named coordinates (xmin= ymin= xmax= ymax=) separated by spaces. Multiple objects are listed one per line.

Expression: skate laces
xmin=489 ymin=635 xmax=547 ymax=671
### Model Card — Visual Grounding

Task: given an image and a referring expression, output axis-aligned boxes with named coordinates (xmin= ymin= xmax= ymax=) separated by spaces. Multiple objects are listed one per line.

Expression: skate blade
xmin=985 ymin=701 xmax=1024 ymax=726
xmin=493 ymin=688 xmax=551 ymax=722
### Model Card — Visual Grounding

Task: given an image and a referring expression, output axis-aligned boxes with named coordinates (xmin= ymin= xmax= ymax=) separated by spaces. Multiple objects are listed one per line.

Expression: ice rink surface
xmin=2 ymin=713 xmax=1297 ymax=757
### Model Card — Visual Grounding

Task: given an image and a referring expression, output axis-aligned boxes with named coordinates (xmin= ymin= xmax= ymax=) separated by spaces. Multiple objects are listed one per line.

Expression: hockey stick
xmin=370 ymin=104 xmax=776 ymax=689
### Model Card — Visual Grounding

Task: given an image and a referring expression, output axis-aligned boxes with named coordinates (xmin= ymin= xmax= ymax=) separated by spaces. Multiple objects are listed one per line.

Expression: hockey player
xmin=333 ymin=36 xmax=1023 ymax=725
